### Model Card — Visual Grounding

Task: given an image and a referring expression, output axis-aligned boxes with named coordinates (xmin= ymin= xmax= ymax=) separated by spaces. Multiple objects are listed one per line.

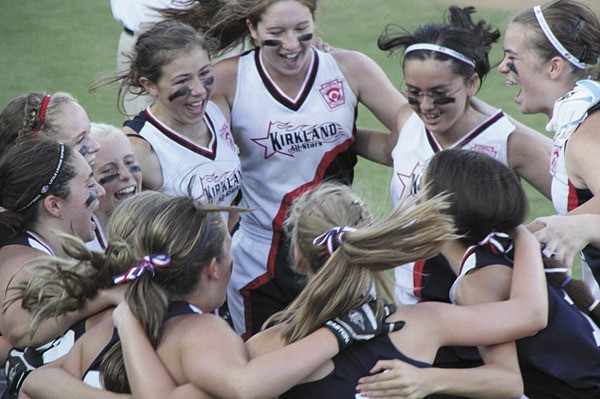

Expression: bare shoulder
xmin=329 ymin=48 xmax=374 ymax=74
xmin=213 ymin=56 xmax=240 ymax=102
xmin=0 ymin=245 xmax=44 ymax=282
xmin=210 ymin=95 xmax=232 ymax=121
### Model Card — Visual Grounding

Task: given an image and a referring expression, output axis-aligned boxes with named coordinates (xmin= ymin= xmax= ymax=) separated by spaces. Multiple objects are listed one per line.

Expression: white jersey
xmin=547 ymin=80 xmax=600 ymax=298
xmin=85 ymin=214 xmax=107 ymax=252
xmin=390 ymin=110 xmax=514 ymax=304
xmin=227 ymin=47 xmax=358 ymax=336
xmin=232 ymin=47 xmax=358 ymax=235
xmin=134 ymin=102 xmax=242 ymax=207
xmin=390 ymin=110 xmax=513 ymax=207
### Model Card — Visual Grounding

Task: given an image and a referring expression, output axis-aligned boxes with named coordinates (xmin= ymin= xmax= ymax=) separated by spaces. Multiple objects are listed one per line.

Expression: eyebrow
xmin=406 ymin=84 xmax=451 ymax=91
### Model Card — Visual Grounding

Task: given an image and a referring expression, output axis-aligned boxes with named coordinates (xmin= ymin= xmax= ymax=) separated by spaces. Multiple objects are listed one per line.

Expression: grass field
xmin=0 ymin=0 xmax=555 ymax=221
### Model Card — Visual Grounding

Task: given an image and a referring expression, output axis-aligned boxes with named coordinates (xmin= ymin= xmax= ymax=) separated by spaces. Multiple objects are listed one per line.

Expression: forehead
xmin=260 ymin=0 xmax=312 ymax=26
xmin=53 ymin=102 xmax=90 ymax=141
xmin=160 ymin=47 xmax=211 ymax=78
xmin=403 ymin=59 xmax=463 ymax=88
xmin=94 ymin=133 xmax=132 ymax=165
xmin=504 ymin=24 xmax=535 ymax=55
xmin=72 ymin=150 xmax=92 ymax=181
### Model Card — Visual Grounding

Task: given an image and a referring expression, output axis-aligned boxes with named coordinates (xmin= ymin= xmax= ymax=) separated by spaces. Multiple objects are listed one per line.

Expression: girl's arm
xmin=114 ymin=300 xmax=400 ymax=399
xmin=425 ymin=226 xmax=547 ymax=348
xmin=358 ymin=227 xmax=544 ymax=398
xmin=333 ymin=49 xmax=406 ymax=131
xmin=0 ymin=256 xmax=123 ymax=348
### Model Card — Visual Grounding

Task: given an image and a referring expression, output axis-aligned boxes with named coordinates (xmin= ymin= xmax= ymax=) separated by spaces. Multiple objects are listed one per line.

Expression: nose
xmin=498 ymin=57 xmax=509 ymax=74
xmin=86 ymin=136 xmax=101 ymax=154
xmin=419 ymin=94 xmax=435 ymax=111
xmin=117 ymin=162 xmax=134 ymax=181
xmin=190 ymin=76 xmax=208 ymax=96
xmin=94 ymin=179 xmax=106 ymax=198
xmin=281 ymin=31 xmax=299 ymax=50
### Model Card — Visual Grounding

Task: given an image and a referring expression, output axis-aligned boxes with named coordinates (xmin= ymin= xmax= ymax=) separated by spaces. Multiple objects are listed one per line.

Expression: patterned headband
xmin=533 ymin=5 xmax=586 ymax=69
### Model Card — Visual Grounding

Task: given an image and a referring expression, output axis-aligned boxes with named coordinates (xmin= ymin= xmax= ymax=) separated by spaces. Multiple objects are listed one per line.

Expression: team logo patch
xmin=319 ymin=79 xmax=345 ymax=109
xmin=252 ymin=121 xmax=346 ymax=158
xmin=468 ymin=144 xmax=498 ymax=159
xmin=220 ymin=124 xmax=238 ymax=153
xmin=180 ymin=166 xmax=243 ymax=204
xmin=396 ymin=161 xmax=427 ymax=200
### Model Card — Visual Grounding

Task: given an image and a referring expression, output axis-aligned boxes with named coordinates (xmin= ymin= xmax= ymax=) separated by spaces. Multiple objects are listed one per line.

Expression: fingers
xmin=386 ymin=320 xmax=405 ymax=333
xmin=383 ymin=303 xmax=396 ymax=317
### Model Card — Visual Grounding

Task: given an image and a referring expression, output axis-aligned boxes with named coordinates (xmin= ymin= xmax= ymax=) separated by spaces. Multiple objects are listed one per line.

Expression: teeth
xmin=506 ymin=80 xmax=516 ymax=86
xmin=190 ymin=100 xmax=203 ymax=107
xmin=115 ymin=186 xmax=135 ymax=196
xmin=283 ymin=53 xmax=298 ymax=59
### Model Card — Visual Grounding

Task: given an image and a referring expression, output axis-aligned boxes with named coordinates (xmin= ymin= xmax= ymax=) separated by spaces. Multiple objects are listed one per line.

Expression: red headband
xmin=31 ymin=95 xmax=51 ymax=140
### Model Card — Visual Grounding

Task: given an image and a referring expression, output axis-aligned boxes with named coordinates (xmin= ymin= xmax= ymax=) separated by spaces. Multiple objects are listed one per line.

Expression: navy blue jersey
xmin=281 ymin=334 xmax=432 ymax=399
xmin=458 ymin=245 xmax=600 ymax=398
xmin=82 ymin=301 xmax=202 ymax=388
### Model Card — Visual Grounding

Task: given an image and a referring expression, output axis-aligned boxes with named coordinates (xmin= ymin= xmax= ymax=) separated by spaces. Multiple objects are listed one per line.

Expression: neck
xmin=432 ymin=103 xmax=488 ymax=149
xmin=440 ymin=240 xmax=468 ymax=276
xmin=93 ymin=211 xmax=108 ymax=235
xmin=29 ymin=225 xmax=67 ymax=258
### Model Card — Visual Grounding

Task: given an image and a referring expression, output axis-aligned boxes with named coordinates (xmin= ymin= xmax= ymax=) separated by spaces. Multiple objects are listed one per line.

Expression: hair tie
xmin=533 ymin=6 xmax=586 ymax=69
xmin=404 ymin=43 xmax=476 ymax=68
xmin=313 ymin=226 xmax=357 ymax=256
xmin=16 ymin=142 xmax=66 ymax=212
xmin=589 ymin=299 xmax=600 ymax=312
xmin=31 ymin=95 xmax=51 ymax=140
xmin=113 ymin=254 xmax=171 ymax=285
xmin=478 ymin=231 xmax=513 ymax=255
xmin=560 ymin=275 xmax=572 ymax=288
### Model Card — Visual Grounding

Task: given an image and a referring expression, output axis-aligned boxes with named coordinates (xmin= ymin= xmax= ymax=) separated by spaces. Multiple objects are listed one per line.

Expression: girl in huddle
xmin=162 ymin=0 xmax=407 ymax=337
xmin=19 ymin=191 xmax=401 ymax=398
xmin=66 ymin=182 xmax=547 ymax=399
xmin=358 ymin=149 xmax=600 ymax=398
xmin=0 ymin=92 xmax=99 ymax=165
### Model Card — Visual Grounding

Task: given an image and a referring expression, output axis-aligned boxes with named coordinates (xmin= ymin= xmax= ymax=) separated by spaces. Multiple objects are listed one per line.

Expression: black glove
xmin=5 ymin=347 xmax=43 ymax=395
xmin=324 ymin=297 xmax=405 ymax=350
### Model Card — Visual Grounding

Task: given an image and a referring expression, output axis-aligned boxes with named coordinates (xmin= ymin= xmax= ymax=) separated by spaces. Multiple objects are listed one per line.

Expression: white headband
xmin=404 ymin=43 xmax=476 ymax=68
xmin=533 ymin=5 xmax=586 ymax=69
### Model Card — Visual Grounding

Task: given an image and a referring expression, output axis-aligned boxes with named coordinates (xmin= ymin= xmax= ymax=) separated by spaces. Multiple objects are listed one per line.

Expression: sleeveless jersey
xmin=390 ymin=110 xmax=514 ymax=305
xmin=85 ymin=214 xmax=107 ymax=252
xmin=231 ymin=47 xmax=358 ymax=235
xmin=82 ymin=301 xmax=202 ymax=389
xmin=126 ymin=102 xmax=242 ymax=207
xmin=548 ymin=80 xmax=600 ymax=295
xmin=281 ymin=334 xmax=431 ymax=399
xmin=4 ymin=233 xmax=82 ymax=364
xmin=227 ymin=47 xmax=358 ymax=337
xmin=450 ymin=245 xmax=600 ymax=397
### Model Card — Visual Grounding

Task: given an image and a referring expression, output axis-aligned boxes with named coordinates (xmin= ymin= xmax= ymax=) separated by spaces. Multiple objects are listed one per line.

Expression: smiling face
xmin=50 ymin=102 xmax=100 ymax=166
xmin=92 ymin=130 xmax=142 ymax=223
xmin=248 ymin=0 xmax=314 ymax=78
xmin=498 ymin=24 xmax=554 ymax=116
xmin=403 ymin=58 xmax=476 ymax=137
xmin=61 ymin=152 xmax=106 ymax=242
xmin=144 ymin=46 xmax=213 ymax=132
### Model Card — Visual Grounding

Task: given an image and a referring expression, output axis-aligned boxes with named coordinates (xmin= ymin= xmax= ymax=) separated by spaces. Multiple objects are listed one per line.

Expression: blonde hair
xmin=265 ymin=183 xmax=456 ymax=343
xmin=5 ymin=191 xmax=242 ymax=392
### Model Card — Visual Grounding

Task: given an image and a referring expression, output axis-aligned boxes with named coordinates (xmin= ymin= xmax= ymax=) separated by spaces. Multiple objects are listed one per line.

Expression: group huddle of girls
xmin=1 ymin=0 xmax=599 ymax=398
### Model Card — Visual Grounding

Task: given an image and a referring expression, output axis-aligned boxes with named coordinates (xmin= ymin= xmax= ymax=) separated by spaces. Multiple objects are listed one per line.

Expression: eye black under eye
xmin=432 ymin=97 xmax=456 ymax=105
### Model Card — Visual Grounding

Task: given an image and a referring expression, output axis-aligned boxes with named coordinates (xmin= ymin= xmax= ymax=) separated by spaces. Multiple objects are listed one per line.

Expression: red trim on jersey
xmin=567 ymin=180 xmax=580 ymax=212
xmin=425 ymin=111 xmax=505 ymax=153
xmin=412 ymin=259 xmax=427 ymax=298
xmin=239 ymin=136 xmax=355 ymax=337
xmin=255 ymin=48 xmax=319 ymax=111
xmin=144 ymin=109 xmax=218 ymax=160
xmin=458 ymin=246 xmax=478 ymax=275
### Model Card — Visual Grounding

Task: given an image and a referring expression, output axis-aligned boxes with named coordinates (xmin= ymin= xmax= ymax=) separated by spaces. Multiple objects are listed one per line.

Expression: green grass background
xmin=0 ymin=0 xmax=554 ymax=220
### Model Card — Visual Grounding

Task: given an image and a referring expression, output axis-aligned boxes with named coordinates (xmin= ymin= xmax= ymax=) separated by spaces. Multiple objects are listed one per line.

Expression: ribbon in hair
xmin=313 ymin=226 xmax=357 ymax=256
xmin=113 ymin=254 xmax=171 ymax=285
xmin=31 ymin=95 xmax=51 ymax=139
xmin=477 ymin=231 xmax=513 ymax=255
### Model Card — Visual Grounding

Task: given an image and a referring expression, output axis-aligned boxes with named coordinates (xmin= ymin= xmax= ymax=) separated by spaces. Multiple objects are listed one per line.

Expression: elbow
xmin=525 ymin=306 xmax=548 ymax=336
